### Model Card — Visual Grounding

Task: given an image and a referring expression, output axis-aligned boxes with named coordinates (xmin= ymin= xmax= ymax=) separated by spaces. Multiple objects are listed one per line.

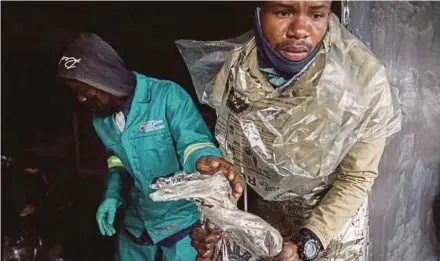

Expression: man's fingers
xmin=191 ymin=241 xmax=216 ymax=250
xmin=96 ymin=213 xmax=106 ymax=235
xmin=200 ymin=161 xmax=221 ymax=174
xmin=109 ymin=227 xmax=116 ymax=236
xmin=197 ymin=157 xmax=244 ymax=197
xmin=190 ymin=227 xmax=206 ymax=241
xmin=196 ymin=158 xmax=211 ymax=171
xmin=201 ymin=249 xmax=213 ymax=258
xmin=191 ymin=231 xmax=224 ymax=244
xmin=219 ymin=161 xmax=242 ymax=198
xmin=200 ymin=249 xmax=215 ymax=259
xmin=104 ymin=208 xmax=116 ymax=237
xmin=104 ymin=223 xmax=116 ymax=236
xmin=104 ymin=225 xmax=112 ymax=237
xmin=204 ymin=232 xmax=225 ymax=243
xmin=190 ymin=229 xmax=224 ymax=250
xmin=190 ymin=227 xmax=225 ymax=260
xmin=98 ymin=222 xmax=106 ymax=236
xmin=96 ymin=210 xmax=105 ymax=222
xmin=280 ymin=242 xmax=300 ymax=261
xmin=230 ymin=176 xmax=243 ymax=198
xmin=197 ymin=162 xmax=217 ymax=174
xmin=225 ymin=164 xmax=235 ymax=181
xmin=107 ymin=207 xmax=116 ymax=225
xmin=199 ymin=157 xmax=218 ymax=168
xmin=196 ymin=251 xmax=214 ymax=261
xmin=210 ymin=160 xmax=220 ymax=168
xmin=196 ymin=249 xmax=215 ymax=261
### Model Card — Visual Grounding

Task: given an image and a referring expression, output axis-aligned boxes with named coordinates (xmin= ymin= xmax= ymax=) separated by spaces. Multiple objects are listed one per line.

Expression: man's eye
xmin=276 ymin=11 xmax=292 ymax=18
xmin=312 ymin=13 xmax=324 ymax=20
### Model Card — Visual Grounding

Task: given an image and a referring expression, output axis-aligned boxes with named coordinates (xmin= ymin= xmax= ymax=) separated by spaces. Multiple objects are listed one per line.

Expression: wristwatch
xmin=291 ymin=228 xmax=323 ymax=261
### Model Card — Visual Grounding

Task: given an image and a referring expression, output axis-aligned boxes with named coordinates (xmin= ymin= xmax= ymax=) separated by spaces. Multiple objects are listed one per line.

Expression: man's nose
xmin=286 ymin=15 xmax=310 ymax=39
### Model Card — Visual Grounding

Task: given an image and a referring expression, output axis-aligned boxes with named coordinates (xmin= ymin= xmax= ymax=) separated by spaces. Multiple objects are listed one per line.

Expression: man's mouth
xmin=86 ymin=102 xmax=105 ymax=114
xmin=88 ymin=102 xmax=114 ymax=116
xmin=280 ymin=46 xmax=310 ymax=61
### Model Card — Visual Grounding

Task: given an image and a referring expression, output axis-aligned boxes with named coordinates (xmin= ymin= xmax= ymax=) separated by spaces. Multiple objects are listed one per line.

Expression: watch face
xmin=304 ymin=241 xmax=318 ymax=258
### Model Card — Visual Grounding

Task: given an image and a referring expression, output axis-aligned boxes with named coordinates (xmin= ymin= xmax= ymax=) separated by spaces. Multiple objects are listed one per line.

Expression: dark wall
xmin=2 ymin=1 xmax=341 ymax=173
xmin=349 ymin=2 xmax=440 ymax=261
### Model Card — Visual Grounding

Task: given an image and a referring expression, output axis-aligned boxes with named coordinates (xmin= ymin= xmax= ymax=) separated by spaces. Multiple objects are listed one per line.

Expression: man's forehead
xmin=267 ymin=1 xmax=331 ymax=8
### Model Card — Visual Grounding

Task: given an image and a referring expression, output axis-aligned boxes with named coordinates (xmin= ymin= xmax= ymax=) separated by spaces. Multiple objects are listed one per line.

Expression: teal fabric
xmin=117 ymin=230 xmax=196 ymax=261
xmin=96 ymin=198 xmax=123 ymax=236
xmin=93 ymin=72 xmax=222 ymax=244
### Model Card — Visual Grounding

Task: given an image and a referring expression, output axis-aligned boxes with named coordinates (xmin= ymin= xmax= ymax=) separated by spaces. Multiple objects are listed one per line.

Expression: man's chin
xmin=91 ymin=107 xmax=115 ymax=116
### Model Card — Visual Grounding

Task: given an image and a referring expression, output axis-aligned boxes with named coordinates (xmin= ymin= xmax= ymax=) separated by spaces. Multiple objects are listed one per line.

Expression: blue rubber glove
xmin=96 ymin=198 xmax=123 ymax=236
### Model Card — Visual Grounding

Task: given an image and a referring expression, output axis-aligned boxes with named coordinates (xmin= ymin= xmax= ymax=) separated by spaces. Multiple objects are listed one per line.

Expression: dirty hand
xmin=267 ymin=242 xmax=302 ymax=261
xmin=190 ymin=225 xmax=225 ymax=261
xmin=196 ymin=156 xmax=243 ymax=198
xmin=96 ymin=198 xmax=122 ymax=236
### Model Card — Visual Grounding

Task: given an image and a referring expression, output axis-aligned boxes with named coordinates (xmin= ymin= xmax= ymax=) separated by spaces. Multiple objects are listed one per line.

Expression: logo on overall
xmin=139 ymin=120 xmax=165 ymax=133
xmin=59 ymin=56 xmax=81 ymax=69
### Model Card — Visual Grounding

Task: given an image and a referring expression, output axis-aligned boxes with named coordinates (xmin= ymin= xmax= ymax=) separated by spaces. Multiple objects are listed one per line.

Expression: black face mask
xmin=83 ymin=96 xmax=117 ymax=116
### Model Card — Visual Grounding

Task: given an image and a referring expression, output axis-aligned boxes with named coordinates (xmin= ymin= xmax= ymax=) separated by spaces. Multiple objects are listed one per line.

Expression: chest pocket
xmin=132 ymin=127 xmax=180 ymax=185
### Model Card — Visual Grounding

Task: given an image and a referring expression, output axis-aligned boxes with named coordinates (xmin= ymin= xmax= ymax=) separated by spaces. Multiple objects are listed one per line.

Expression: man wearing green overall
xmin=57 ymin=33 xmax=242 ymax=261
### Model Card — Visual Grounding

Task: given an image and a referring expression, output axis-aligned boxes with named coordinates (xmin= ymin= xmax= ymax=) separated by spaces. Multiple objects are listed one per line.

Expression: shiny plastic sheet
xmin=348 ymin=2 xmax=440 ymax=261
xmin=177 ymin=14 xmax=402 ymax=202
xmin=176 ymin=31 xmax=254 ymax=106
xmin=150 ymin=172 xmax=283 ymax=259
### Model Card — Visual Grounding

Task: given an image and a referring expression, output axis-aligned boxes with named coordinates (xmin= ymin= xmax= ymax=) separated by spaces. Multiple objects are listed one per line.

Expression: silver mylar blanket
xmin=176 ymin=12 xmax=403 ymax=260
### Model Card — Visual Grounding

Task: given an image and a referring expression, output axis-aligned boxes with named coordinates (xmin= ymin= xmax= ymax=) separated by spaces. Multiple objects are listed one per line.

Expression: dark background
xmin=1 ymin=2 xmax=341 ymax=260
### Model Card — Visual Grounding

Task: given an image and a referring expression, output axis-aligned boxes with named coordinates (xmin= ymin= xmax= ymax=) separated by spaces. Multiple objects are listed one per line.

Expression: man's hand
xmin=96 ymin=198 xmax=123 ymax=236
xmin=267 ymin=242 xmax=302 ymax=261
xmin=190 ymin=225 xmax=225 ymax=261
xmin=190 ymin=225 xmax=301 ymax=261
xmin=196 ymin=156 xmax=243 ymax=198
